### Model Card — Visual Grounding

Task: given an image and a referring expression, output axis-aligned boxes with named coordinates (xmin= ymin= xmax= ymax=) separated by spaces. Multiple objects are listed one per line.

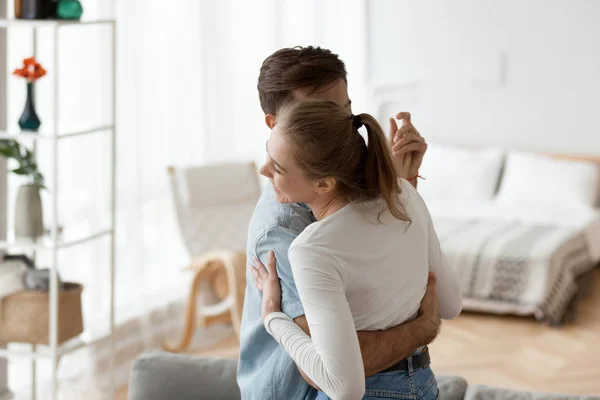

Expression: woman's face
xmin=259 ymin=125 xmax=319 ymax=204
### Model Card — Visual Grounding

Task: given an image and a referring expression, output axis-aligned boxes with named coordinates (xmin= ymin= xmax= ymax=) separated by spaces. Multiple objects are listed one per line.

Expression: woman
xmin=251 ymin=100 xmax=462 ymax=400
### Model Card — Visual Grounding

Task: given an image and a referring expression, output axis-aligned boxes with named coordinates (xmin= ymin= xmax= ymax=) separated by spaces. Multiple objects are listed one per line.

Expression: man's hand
xmin=293 ymin=272 xmax=442 ymax=383
xmin=388 ymin=112 xmax=427 ymax=184
xmin=418 ymin=272 xmax=441 ymax=345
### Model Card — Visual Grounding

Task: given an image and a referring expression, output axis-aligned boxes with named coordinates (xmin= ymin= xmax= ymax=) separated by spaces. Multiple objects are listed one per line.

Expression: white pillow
xmin=495 ymin=152 xmax=599 ymax=209
xmin=417 ymin=143 xmax=505 ymax=204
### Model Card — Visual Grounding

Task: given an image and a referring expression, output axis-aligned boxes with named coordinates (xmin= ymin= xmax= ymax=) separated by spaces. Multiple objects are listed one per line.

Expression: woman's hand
xmin=251 ymin=250 xmax=283 ymax=320
xmin=388 ymin=112 xmax=427 ymax=181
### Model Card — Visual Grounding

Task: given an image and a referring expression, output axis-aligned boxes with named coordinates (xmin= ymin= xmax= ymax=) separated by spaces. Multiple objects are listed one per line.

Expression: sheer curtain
xmin=4 ymin=0 xmax=367 ymax=396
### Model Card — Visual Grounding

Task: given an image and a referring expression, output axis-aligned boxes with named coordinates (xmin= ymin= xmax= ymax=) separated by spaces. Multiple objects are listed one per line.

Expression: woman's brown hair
xmin=279 ymin=100 xmax=410 ymax=222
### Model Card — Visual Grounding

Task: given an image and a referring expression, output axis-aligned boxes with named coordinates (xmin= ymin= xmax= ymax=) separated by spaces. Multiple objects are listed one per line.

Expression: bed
xmin=418 ymin=146 xmax=600 ymax=324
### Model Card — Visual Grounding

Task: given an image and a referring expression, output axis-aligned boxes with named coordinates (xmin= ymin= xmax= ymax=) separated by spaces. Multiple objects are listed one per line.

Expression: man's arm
xmin=357 ymin=272 xmax=440 ymax=376
xmin=294 ymin=272 xmax=440 ymax=383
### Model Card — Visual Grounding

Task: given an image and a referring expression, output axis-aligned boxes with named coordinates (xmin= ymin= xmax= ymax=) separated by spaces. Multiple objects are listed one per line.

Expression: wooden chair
xmin=163 ymin=162 xmax=261 ymax=352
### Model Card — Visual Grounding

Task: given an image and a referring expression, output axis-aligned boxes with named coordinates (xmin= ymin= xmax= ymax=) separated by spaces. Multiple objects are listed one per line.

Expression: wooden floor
xmin=430 ymin=268 xmax=600 ymax=395
xmin=117 ymin=268 xmax=600 ymax=398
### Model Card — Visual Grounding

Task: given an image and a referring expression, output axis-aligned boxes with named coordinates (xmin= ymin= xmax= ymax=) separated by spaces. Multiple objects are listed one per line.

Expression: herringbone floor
xmin=429 ymin=268 xmax=600 ymax=395
xmin=117 ymin=268 xmax=600 ymax=398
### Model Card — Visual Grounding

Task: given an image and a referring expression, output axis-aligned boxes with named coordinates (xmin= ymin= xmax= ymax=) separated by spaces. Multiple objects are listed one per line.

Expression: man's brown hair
xmin=257 ymin=46 xmax=347 ymax=115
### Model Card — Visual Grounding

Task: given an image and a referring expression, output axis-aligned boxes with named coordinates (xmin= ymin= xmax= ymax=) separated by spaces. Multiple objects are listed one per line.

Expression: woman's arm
xmin=426 ymin=209 xmax=463 ymax=319
xmin=293 ymin=271 xmax=441 ymax=380
xmin=255 ymin=246 xmax=366 ymax=400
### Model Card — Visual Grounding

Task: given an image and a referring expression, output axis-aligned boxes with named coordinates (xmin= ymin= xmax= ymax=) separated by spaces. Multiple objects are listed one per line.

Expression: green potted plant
xmin=0 ymin=139 xmax=46 ymax=240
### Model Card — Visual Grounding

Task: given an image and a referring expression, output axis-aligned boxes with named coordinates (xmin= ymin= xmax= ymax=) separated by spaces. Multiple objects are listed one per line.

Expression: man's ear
xmin=265 ymin=114 xmax=277 ymax=129
xmin=314 ymin=177 xmax=336 ymax=195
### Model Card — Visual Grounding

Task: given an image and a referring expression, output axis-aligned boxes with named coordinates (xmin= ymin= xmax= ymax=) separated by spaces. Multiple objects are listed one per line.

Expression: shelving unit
xmin=0 ymin=19 xmax=115 ymax=27
xmin=0 ymin=18 xmax=116 ymax=400
xmin=0 ymin=326 xmax=112 ymax=361
xmin=0 ymin=228 xmax=112 ymax=251
xmin=0 ymin=124 xmax=113 ymax=140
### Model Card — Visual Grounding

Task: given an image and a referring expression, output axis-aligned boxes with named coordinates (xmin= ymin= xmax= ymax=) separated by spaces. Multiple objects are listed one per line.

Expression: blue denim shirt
xmin=237 ymin=185 xmax=317 ymax=400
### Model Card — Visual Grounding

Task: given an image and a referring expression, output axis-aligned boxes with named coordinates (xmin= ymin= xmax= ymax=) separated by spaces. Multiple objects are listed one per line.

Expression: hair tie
xmin=407 ymin=173 xmax=425 ymax=181
xmin=352 ymin=114 xmax=363 ymax=129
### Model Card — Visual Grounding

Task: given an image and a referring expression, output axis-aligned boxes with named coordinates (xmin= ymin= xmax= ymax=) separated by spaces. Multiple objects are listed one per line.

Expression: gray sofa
xmin=128 ymin=352 xmax=600 ymax=400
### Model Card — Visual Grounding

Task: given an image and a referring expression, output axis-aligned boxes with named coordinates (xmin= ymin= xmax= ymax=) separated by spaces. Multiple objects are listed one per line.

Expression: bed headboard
xmin=549 ymin=153 xmax=600 ymax=165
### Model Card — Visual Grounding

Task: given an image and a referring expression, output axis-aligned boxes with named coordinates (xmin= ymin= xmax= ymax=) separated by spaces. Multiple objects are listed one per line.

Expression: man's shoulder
xmin=249 ymin=186 xmax=315 ymax=242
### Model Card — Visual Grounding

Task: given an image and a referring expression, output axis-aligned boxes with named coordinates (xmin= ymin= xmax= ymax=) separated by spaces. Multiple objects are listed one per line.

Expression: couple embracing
xmin=238 ymin=46 xmax=462 ymax=400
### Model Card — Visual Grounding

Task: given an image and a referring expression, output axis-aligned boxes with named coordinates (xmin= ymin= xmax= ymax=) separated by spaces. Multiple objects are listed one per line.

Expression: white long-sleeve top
xmin=264 ymin=179 xmax=463 ymax=400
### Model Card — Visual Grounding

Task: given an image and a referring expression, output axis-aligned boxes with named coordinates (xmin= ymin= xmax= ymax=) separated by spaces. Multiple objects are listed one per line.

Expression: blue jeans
xmin=315 ymin=361 xmax=438 ymax=400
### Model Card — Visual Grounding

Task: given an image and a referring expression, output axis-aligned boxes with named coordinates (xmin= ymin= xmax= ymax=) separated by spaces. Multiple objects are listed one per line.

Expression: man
xmin=237 ymin=46 xmax=438 ymax=400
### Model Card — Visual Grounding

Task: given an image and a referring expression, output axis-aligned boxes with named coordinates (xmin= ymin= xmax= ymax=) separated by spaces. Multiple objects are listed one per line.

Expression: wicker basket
xmin=0 ymin=282 xmax=84 ymax=345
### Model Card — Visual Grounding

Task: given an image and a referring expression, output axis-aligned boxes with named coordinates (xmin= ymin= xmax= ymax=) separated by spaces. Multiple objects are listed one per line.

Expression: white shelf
xmin=0 ymin=15 xmax=117 ymax=399
xmin=0 ymin=228 xmax=112 ymax=251
xmin=0 ymin=125 xmax=113 ymax=141
xmin=0 ymin=327 xmax=112 ymax=361
xmin=0 ymin=18 xmax=115 ymax=28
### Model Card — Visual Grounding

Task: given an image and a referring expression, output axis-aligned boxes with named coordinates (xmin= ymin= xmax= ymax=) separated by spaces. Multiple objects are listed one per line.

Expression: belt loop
xmin=407 ymin=355 xmax=414 ymax=376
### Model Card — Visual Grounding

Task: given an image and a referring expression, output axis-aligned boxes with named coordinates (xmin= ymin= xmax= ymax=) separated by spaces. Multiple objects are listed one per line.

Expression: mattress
xmin=428 ymin=201 xmax=600 ymax=324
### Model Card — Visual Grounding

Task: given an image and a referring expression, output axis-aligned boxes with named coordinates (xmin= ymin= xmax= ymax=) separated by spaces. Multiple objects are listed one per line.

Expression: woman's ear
xmin=265 ymin=114 xmax=277 ymax=129
xmin=314 ymin=177 xmax=336 ymax=195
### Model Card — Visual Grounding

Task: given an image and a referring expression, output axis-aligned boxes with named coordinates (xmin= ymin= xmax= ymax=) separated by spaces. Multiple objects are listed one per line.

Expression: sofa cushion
xmin=465 ymin=384 xmax=600 ymax=400
xmin=128 ymin=352 xmax=240 ymax=400
xmin=437 ymin=374 xmax=469 ymax=400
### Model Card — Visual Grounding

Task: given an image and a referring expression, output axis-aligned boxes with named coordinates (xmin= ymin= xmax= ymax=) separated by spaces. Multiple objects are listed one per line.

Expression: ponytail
xmin=279 ymin=100 xmax=410 ymax=222
xmin=360 ymin=113 xmax=411 ymax=222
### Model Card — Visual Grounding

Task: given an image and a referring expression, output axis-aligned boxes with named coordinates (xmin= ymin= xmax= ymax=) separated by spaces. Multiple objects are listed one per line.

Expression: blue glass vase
xmin=19 ymin=82 xmax=41 ymax=132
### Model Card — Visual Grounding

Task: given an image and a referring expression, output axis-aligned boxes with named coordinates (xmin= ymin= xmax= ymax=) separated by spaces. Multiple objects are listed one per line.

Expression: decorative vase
xmin=56 ymin=0 xmax=82 ymax=20
xmin=18 ymin=0 xmax=43 ymax=19
xmin=15 ymin=184 xmax=44 ymax=240
xmin=18 ymin=82 xmax=41 ymax=132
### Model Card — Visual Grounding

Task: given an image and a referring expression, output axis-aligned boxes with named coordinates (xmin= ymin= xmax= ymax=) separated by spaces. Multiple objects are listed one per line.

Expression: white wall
xmin=367 ymin=0 xmax=600 ymax=155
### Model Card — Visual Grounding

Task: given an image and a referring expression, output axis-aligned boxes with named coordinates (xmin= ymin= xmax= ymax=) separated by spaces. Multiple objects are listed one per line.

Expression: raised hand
xmin=388 ymin=112 xmax=427 ymax=182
